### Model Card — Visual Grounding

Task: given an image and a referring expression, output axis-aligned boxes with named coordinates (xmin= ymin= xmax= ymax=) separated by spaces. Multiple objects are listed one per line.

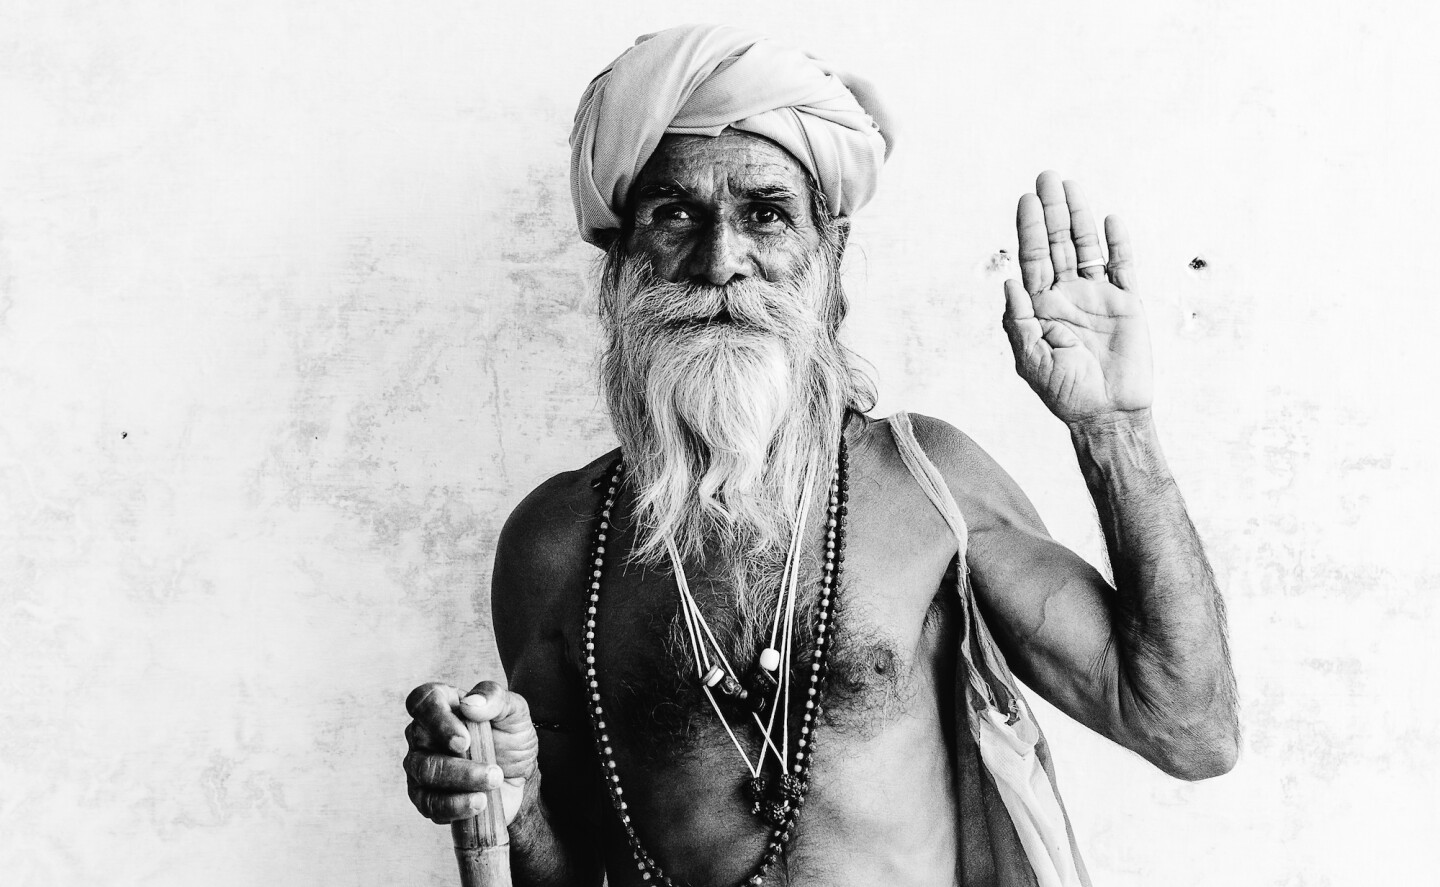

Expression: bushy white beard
xmin=597 ymin=248 xmax=860 ymax=609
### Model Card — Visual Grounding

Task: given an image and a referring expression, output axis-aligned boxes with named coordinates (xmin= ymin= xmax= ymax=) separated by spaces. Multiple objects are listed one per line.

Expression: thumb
xmin=458 ymin=680 xmax=533 ymax=733
xmin=1002 ymin=279 xmax=1042 ymax=359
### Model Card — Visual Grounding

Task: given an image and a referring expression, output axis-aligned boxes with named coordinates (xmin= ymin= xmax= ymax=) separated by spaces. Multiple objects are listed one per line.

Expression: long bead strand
xmin=582 ymin=437 xmax=849 ymax=887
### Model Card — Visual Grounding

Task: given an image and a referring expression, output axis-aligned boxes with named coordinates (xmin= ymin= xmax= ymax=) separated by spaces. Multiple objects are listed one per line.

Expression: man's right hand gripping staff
xmin=405 ymin=681 xmax=596 ymax=886
xmin=403 ymin=681 xmax=535 ymax=826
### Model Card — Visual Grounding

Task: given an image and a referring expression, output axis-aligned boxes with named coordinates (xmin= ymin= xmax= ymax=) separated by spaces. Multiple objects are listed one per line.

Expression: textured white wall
xmin=2 ymin=1 xmax=1436 ymax=885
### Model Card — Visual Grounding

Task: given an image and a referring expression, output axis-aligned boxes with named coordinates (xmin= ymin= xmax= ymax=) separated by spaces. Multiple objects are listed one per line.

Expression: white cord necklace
xmin=583 ymin=436 xmax=850 ymax=882
xmin=664 ymin=458 xmax=820 ymax=779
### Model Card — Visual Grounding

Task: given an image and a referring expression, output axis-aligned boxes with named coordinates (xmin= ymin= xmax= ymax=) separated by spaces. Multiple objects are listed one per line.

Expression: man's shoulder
xmin=865 ymin=411 xmax=999 ymax=483
xmin=498 ymin=447 xmax=623 ymax=568
xmin=489 ymin=449 xmax=619 ymax=685
xmin=492 ymin=448 xmax=621 ymax=667
xmin=867 ymin=411 xmax=1031 ymax=519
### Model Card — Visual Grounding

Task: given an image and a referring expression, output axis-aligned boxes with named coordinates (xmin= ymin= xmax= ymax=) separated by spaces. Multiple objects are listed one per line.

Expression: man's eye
xmin=749 ymin=207 xmax=785 ymax=226
xmin=656 ymin=206 xmax=692 ymax=223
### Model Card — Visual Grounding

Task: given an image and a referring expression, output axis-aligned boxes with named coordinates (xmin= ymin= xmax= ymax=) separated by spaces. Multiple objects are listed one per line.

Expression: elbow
xmin=1121 ymin=694 xmax=1241 ymax=780
xmin=1116 ymin=668 xmax=1241 ymax=781
xmin=1147 ymin=725 xmax=1240 ymax=781
xmin=1161 ymin=739 xmax=1238 ymax=781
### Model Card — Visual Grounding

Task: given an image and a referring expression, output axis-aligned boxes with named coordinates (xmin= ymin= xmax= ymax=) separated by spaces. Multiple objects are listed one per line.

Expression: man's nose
xmin=684 ymin=220 xmax=751 ymax=286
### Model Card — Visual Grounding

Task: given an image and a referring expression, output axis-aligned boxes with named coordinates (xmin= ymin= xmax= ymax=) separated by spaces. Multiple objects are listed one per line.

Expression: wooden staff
xmin=450 ymin=718 xmax=512 ymax=887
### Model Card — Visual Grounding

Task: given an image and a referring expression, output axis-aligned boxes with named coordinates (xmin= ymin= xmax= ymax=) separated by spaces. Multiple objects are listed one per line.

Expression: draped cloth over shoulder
xmin=889 ymin=412 xmax=1092 ymax=887
xmin=569 ymin=23 xmax=891 ymax=246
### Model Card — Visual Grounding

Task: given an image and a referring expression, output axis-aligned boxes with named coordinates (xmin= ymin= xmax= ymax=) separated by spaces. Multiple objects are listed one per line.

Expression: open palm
xmin=1003 ymin=171 xmax=1153 ymax=424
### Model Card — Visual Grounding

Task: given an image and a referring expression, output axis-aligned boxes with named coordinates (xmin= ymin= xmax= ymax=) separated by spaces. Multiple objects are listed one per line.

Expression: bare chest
xmin=575 ymin=460 xmax=962 ymax=755
xmin=572 ymin=479 xmax=966 ymax=887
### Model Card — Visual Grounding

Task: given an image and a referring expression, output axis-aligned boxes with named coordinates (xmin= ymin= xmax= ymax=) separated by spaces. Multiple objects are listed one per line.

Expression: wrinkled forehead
xmin=629 ymin=130 xmax=814 ymax=208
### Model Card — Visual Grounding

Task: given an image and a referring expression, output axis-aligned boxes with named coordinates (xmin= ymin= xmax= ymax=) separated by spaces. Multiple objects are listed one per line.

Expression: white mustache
xmin=615 ymin=263 xmax=822 ymax=343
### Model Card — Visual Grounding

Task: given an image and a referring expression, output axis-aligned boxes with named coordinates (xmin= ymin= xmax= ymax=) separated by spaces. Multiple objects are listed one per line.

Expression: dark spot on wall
xmin=1189 ymin=256 xmax=1208 ymax=270
xmin=121 ymin=431 xmax=128 ymax=439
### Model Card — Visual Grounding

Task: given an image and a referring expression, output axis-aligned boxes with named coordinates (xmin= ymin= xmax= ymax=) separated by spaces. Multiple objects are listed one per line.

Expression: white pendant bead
xmin=759 ymin=647 xmax=782 ymax=671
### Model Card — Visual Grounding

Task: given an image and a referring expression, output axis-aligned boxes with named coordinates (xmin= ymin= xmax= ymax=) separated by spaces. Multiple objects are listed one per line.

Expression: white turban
xmin=569 ymin=24 xmax=892 ymax=247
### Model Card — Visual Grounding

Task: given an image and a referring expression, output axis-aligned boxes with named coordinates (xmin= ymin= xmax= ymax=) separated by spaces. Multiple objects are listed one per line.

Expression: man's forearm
xmin=507 ymin=775 xmax=602 ymax=887
xmin=1069 ymin=408 xmax=1239 ymax=779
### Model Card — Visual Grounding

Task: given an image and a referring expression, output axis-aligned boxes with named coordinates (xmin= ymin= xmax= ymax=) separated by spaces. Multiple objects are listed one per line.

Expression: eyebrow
xmin=632 ymin=182 xmax=804 ymax=203
xmin=741 ymin=185 xmax=803 ymax=203
xmin=634 ymin=182 xmax=695 ymax=201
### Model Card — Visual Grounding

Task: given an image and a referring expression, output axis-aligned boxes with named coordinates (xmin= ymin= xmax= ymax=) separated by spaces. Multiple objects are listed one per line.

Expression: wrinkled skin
xmin=402 ymin=134 xmax=1238 ymax=886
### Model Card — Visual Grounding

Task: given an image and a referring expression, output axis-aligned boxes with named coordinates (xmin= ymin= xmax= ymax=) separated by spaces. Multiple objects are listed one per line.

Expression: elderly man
xmin=403 ymin=24 xmax=1238 ymax=887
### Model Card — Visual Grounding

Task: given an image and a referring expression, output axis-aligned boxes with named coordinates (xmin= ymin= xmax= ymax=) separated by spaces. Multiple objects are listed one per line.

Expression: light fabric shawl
xmin=569 ymin=24 xmax=890 ymax=246
xmin=890 ymin=412 xmax=1092 ymax=887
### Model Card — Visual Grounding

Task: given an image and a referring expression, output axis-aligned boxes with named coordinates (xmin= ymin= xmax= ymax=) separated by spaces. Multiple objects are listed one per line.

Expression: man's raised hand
xmin=1002 ymin=171 xmax=1154 ymax=425
xmin=403 ymin=681 xmax=538 ymax=827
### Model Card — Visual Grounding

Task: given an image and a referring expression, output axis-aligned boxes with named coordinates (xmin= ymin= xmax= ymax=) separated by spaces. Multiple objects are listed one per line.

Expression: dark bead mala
xmin=581 ymin=438 xmax=850 ymax=887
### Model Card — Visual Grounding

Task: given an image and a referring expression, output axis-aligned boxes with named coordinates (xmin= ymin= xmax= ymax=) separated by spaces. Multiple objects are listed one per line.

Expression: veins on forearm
xmin=1070 ymin=412 xmax=1238 ymax=772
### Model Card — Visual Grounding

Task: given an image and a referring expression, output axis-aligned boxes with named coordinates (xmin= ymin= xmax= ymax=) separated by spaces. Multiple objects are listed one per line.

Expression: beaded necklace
xmin=581 ymin=436 xmax=850 ymax=887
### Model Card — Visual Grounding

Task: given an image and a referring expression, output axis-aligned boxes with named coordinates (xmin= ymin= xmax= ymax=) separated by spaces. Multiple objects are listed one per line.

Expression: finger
xmin=1105 ymin=215 xmax=1138 ymax=291
xmin=403 ymin=749 xmax=504 ymax=793
xmin=405 ymin=719 xmax=442 ymax=752
xmin=405 ymin=682 xmax=470 ymax=755
xmin=1016 ymin=193 xmax=1053 ymax=295
xmin=459 ymin=681 xmax=533 ymax=733
xmin=408 ymin=782 xmax=488 ymax=824
xmin=459 ymin=685 xmax=539 ymax=779
xmin=1036 ymin=171 xmax=1078 ymax=282
xmin=1063 ymin=180 xmax=1106 ymax=280
xmin=490 ymin=723 xmax=541 ymax=780
xmin=406 ymin=717 xmax=483 ymax=756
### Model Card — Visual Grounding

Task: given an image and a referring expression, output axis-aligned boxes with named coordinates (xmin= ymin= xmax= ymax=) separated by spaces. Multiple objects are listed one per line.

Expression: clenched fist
xmin=403 ymin=680 xmax=539 ymax=826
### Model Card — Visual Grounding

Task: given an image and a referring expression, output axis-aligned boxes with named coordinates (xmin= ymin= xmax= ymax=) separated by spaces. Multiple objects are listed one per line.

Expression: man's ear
xmin=592 ymin=228 xmax=621 ymax=251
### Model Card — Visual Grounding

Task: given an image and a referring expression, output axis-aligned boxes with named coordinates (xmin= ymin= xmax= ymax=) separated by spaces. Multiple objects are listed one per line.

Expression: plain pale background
xmin=2 ymin=1 xmax=1437 ymax=884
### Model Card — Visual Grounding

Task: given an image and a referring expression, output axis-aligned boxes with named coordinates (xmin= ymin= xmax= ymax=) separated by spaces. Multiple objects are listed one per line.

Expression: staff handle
xmin=450 ymin=718 xmax=512 ymax=887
